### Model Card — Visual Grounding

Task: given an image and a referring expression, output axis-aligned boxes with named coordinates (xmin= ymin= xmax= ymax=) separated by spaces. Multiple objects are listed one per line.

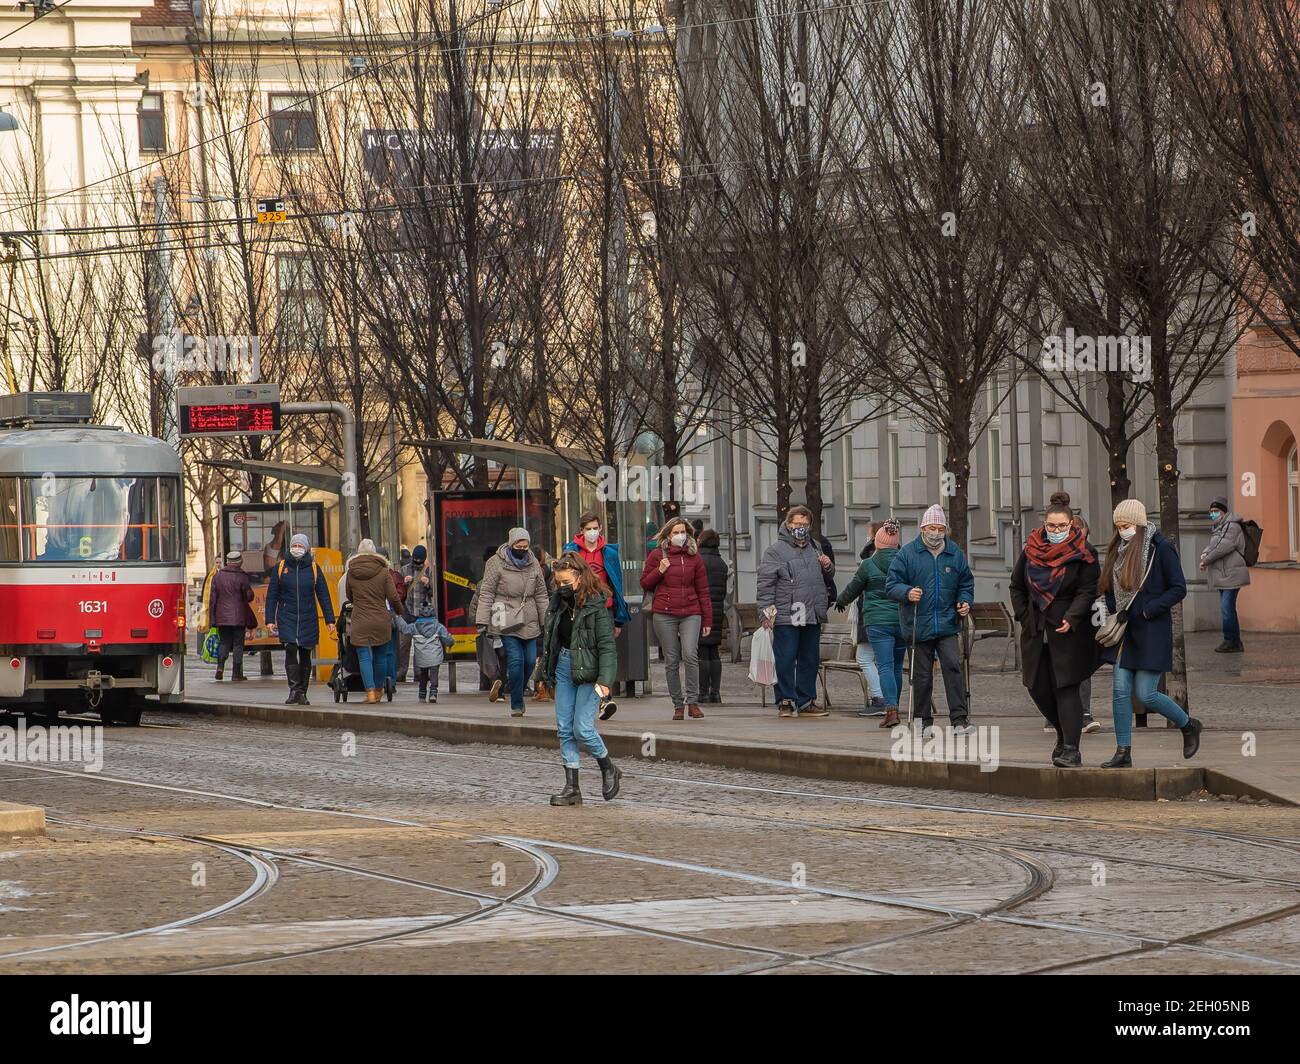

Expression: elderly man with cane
xmin=886 ymin=505 xmax=975 ymax=736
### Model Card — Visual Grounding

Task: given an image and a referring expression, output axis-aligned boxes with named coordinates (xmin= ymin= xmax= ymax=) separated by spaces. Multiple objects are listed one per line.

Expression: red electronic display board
xmin=179 ymin=401 xmax=280 ymax=436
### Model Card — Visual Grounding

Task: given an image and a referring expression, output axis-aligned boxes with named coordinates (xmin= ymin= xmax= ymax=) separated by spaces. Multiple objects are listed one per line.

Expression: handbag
xmin=1094 ymin=552 xmax=1157 ymax=647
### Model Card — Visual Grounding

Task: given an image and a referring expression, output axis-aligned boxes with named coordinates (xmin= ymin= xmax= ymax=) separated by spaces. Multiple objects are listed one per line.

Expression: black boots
xmin=550 ymin=768 xmax=582 ymax=806
xmin=1051 ymin=736 xmax=1064 ymax=762
xmin=1052 ymin=745 xmax=1081 ymax=768
xmin=1181 ymin=717 xmax=1203 ymax=760
xmin=1101 ymin=746 xmax=1133 ymax=768
xmin=596 ymin=755 xmax=622 ymax=801
xmin=214 ymin=664 xmax=224 ymax=681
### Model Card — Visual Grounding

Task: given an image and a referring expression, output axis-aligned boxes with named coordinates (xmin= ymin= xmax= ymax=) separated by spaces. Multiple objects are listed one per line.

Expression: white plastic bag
xmin=749 ymin=626 xmax=777 ymax=686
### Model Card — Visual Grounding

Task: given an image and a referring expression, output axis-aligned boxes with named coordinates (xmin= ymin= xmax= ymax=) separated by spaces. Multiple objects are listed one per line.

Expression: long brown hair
xmin=551 ymin=552 xmax=610 ymax=607
xmin=1098 ymin=528 xmax=1147 ymax=594
xmin=655 ymin=517 xmax=696 ymax=553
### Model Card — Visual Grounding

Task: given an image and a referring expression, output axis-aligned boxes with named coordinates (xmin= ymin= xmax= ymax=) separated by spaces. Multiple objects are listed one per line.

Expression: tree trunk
xmin=1152 ymin=376 xmax=1189 ymax=712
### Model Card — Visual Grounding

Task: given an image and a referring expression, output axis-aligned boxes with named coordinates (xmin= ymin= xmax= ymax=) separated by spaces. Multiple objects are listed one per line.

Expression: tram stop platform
xmin=0 ymin=801 xmax=46 ymax=837
xmin=178 ymin=630 xmax=1300 ymax=806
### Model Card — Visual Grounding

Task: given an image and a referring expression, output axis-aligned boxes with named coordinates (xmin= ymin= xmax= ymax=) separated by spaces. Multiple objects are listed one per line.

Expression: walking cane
xmin=906 ymin=606 xmax=919 ymax=725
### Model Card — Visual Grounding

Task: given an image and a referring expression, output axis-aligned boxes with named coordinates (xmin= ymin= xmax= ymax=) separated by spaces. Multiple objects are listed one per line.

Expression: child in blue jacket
xmin=395 ymin=603 xmax=455 ymax=703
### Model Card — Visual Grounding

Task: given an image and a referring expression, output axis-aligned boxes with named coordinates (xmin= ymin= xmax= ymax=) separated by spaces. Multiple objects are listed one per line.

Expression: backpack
xmin=1236 ymin=519 xmax=1263 ymax=567
xmin=278 ymin=559 xmax=321 ymax=584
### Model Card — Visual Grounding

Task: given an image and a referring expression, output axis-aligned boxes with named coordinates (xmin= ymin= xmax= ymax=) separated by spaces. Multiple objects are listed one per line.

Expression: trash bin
xmin=617 ymin=598 xmax=649 ymax=692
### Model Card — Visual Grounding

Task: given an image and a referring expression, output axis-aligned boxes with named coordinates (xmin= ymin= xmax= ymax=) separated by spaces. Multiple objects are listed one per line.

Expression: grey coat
xmin=474 ymin=544 xmax=550 ymax=639
xmin=1200 ymin=512 xmax=1251 ymax=590
xmin=756 ymin=525 xmax=833 ymax=627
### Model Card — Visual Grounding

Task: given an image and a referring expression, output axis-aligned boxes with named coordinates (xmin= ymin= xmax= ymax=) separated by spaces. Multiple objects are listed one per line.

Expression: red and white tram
xmin=0 ymin=393 xmax=185 ymax=725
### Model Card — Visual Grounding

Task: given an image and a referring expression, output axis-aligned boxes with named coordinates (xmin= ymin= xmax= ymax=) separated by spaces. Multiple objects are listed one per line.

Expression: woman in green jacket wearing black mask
xmin=541 ymin=552 xmax=622 ymax=806
xmin=836 ymin=520 xmax=904 ymax=727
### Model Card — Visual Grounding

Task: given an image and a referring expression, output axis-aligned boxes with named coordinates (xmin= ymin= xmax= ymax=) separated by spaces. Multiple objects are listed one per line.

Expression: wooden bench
xmin=970 ymin=600 xmax=1018 ymax=671
xmin=748 ymin=618 xmax=867 ymax=709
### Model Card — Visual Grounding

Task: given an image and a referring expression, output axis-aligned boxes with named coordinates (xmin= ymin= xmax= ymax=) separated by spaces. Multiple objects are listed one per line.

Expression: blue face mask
xmin=1209 ymin=510 xmax=1223 ymax=523
xmin=1046 ymin=529 xmax=1069 ymax=545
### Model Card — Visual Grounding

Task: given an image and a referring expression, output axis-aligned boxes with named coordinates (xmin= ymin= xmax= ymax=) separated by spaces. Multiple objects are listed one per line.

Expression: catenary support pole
xmin=282 ymin=402 xmax=361 ymax=554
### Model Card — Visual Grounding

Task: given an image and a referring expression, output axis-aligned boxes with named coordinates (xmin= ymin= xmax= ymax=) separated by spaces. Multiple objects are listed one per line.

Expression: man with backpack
xmin=1199 ymin=495 xmax=1252 ymax=653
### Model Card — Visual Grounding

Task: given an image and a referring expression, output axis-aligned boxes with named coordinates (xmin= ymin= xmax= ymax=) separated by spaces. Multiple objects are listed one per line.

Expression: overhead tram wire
xmin=0 ymin=0 xmax=77 ymax=48
xmin=0 ymin=0 xmax=888 ymax=224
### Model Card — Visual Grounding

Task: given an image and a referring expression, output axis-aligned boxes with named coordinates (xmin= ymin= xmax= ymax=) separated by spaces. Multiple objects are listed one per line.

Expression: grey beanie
xmin=507 ymin=527 xmax=531 ymax=545
xmin=290 ymin=533 xmax=310 ymax=550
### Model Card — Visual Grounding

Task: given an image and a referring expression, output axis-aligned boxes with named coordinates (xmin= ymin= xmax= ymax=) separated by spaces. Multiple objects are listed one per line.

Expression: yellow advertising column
xmin=314 ymin=547 xmax=344 ymax=683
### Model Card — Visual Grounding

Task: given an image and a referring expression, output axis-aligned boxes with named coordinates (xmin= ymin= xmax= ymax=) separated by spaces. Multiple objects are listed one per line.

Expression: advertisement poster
xmin=220 ymin=503 xmax=327 ymax=648
xmin=433 ymin=490 xmax=554 ymax=657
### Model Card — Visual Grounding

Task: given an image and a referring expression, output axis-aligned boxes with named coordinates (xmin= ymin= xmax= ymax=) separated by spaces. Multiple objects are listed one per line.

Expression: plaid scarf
xmin=1024 ymin=525 xmax=1095 ymax=612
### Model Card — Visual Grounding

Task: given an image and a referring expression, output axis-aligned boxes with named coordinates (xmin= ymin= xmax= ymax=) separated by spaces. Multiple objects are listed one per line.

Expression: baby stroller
xmin=329 ymin=602 xmax=395 ymax=703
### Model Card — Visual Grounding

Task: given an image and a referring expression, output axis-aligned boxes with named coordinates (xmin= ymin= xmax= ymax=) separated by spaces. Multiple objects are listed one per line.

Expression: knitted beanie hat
xmin=874 ymin=520 xmax=901 ymax=549
xmin=920 ymin=503 xmax=947 ymax=529
xmin=1113 ymin=498 xmax=1148 ymax=527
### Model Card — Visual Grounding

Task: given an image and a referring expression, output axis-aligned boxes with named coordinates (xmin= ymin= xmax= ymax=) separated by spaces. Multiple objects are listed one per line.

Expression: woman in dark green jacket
xmin=836 ymin=521 xmax=904 ymax=727
xmin=540 ymin=553 xmax=622 ymax=805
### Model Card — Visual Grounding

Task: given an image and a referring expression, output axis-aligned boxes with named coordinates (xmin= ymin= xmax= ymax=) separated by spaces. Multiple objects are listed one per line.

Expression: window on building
xmin=269 ymin=93 xmax=319 ymax=152
xmin=888 ymin=430 xmax=901 ymax=509
xmin=1289 ymin=442 xmax=1298 ymax=560
xmin=988 ymin=425 xmax=1004 ymax=509
xmin=276 ymin=254 xmax=325 ymax=347
xmin=139 ymin=93 xmax=165 ymax=153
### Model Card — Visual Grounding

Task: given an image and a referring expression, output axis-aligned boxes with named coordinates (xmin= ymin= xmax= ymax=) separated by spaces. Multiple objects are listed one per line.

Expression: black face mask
xmin=509 ymin=546 xmax=529 ymax=560
xmin=558 ymin=585 xmax=575 ymax=600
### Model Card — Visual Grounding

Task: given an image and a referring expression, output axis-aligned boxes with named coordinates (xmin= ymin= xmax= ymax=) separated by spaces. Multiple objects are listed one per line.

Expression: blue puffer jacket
xmin=1099 ymin=529 xmax=1186 ymax=674
xmin=265 ymin=550 xmax=336 ymax=647
xmin=885 ymin=536 xmax=975 ymax=642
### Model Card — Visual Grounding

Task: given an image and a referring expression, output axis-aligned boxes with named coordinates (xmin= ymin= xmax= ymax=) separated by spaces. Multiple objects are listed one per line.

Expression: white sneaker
xmin=952 ymin=720 xmax=977 ymax=737
xmin=1043 ymin=723 xmax=1056 ymax=733
xmin=1082 ymin=718 xmax=1102 ymax=734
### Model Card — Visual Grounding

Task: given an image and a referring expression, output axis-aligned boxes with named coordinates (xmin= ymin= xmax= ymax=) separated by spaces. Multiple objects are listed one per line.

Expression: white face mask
xmin=671 ymin=533 xmax=688 ymax=548
xmin=583 ymin=528 xmax=600 ymax=545
xmin=1117 ymin=526 xmax=1137 ymax=542
xmin=290 ymin=546 xmax=306 ymax=558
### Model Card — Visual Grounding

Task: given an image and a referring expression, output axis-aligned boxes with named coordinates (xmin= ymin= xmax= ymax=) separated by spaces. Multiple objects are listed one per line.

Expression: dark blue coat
xmin=885 ymin=536 xmax=975 ymax=642
xmin=1100 ymin=530 xmax=1185 ymax=673
xmin=265 ymin=551 xmax=336 ymax=647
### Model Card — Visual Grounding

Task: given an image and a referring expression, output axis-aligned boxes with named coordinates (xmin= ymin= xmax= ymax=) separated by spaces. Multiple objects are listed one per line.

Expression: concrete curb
xmin=182 ymin=700 xmax=1294 ymax=806
xmin=0 ymin=800 xmax=46 ymax=836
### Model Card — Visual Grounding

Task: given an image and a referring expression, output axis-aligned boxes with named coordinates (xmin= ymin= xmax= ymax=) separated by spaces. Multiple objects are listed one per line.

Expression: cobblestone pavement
xmin=1 ymin=712 xmax=1298 ymax=974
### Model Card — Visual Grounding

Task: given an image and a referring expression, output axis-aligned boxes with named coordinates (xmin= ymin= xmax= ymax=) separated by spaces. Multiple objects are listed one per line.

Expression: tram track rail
xmin=3 ymin=722 xmax=1299 ymax=974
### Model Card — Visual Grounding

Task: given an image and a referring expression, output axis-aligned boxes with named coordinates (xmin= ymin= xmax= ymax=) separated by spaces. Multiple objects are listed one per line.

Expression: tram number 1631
xmin=78 ymin=600 xmax=109 ymax=614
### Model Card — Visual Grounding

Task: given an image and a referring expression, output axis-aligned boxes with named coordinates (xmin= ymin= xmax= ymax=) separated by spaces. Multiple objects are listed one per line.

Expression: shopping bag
xmin=476 ymin=632 xmax=501 ymax=682
xmin=201 ymin=626 xmax=221 ymax=664
xmin=749 ymin=626 xmax=776 ymax=686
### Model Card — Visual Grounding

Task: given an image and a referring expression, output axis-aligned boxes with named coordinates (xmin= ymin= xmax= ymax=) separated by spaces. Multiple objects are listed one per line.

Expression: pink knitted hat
xmin=920 ymin=504 xmax=947 ymax=529
xmin=874 ymin=521 xmax=901 ymax=549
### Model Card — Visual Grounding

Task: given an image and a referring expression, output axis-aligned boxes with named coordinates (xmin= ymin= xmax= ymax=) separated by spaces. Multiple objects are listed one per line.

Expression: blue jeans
xmin=855 ymin=640 xmax=883 ymax=699
xmin=356 ymin=641 xmax=395 ymax=691
xmin=866 ymin=623 xmax=906 ymax=707
xmin=773 ymin=624 xmax=821 ymax=708
xmin=1220 ymin=588 xmax=1241 ymax=646
xmin=503 ymin=635 xmax=539 ymax=712
xmin=554 ymin=648 xmax=607 ymax=768
xmin=1112 ymin=667 xmax=1189 ymax=745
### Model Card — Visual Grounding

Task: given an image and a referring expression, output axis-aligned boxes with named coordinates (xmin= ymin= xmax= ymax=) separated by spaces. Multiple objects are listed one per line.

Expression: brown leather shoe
xmin=688 ymin=703 xmax=703 ymax=719
xmin=365 ymin=689 xmax=380 ymax=704
xmin=534 ymin=682 xmax=553 ymax=702
xmin=879 ymin=707 xmax=900 ymax=728
xmin=672 ymin=706 xmax=684 ymax=721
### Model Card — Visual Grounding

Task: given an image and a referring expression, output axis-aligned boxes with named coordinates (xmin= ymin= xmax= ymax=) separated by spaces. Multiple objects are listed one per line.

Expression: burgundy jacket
xmin=640 ymin=545 xmax=712 ymax=628
xmin=210 ymin=564 xmax=255 ymax=629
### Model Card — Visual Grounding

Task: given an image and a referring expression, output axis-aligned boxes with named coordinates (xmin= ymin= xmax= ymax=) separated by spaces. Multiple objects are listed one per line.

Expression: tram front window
xmin=20 ymin=476 xmax=180 ymax=563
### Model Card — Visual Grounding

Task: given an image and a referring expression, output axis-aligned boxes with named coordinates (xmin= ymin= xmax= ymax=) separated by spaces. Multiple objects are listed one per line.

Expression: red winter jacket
xmin=640 ymin=545 xmax=712 ymax=628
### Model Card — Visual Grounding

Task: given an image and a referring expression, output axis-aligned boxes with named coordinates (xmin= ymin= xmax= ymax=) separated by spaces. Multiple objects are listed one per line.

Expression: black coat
xmin=1010 ymin=550 xmax=1101 ymax=689
xmin=1099 ymin=530 xmax=1186 ymax=674
xmin=698 ymin=545 xmax=729 ymax=646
